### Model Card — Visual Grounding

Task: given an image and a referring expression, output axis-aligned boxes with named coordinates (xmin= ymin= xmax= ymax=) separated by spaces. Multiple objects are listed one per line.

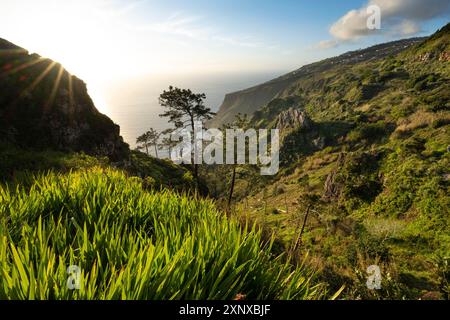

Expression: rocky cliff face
xmin=209 ymin=77 xmax=294 ymax=127
xmin=0 ymin=38 xmax=129 ymax=160
xmin=276 ymin=107 xmax=312 ymax=130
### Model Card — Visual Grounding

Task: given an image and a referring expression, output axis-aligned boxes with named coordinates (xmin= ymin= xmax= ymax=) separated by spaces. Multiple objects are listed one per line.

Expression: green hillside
xmin=0 ymin=22 xmax=448 ymax=301
xmin=220 ymin=24 xmax=449 ymax=299
xmin=210 ymin=37 xmax=426 ymax=127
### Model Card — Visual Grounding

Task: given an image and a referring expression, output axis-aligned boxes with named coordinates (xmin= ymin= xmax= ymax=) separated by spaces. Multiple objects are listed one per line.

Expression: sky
xmin=0 ymin=0 xmax=449 ymax=119
xmin=1 ymin=0 xmax=448 ymax=79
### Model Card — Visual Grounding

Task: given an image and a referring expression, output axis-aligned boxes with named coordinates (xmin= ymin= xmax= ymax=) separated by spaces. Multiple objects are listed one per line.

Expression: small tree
xmin=159 ymin=128 xmax=178 ymax=157
xmin=226 ymin=113 xmax=251 ymax=212
xmin=136 ymin=133 xmax=149 ymax=155
xmin=290 ymin=193 xmax=321 ymax=255
xmin=159 ymin=86 xmax=215 ymax=183
xmin=136 ymin=128 xmax=160 ymax=157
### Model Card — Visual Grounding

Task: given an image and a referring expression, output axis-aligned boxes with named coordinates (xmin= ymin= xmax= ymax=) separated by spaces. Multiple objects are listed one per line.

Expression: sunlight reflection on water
xmin=89 ymin=71 xmax=284 ymax=148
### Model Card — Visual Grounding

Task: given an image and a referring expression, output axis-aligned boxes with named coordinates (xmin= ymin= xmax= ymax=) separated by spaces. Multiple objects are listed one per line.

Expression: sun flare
xmin=0 ymin=0 xmax=156 ymax=113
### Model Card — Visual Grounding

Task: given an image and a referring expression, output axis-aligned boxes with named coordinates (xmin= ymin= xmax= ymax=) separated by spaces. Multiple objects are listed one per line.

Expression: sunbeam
xmin=17 ymin=61 xmax=57 ymax=101
xmin=0 ymin=56 xmax=45 ymax=78
xmin=44 ymin=64 xmax=65 ymax=112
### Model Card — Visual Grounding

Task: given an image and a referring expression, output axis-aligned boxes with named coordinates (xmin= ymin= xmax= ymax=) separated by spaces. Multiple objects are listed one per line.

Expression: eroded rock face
xmin=277 ymin=108 xmax=329 ymax=164
xmin=323 ymin=153 xmax=346 ymax=200
xmin=0 ymin=38 xmax=129 ymax=160
xmin=417 ymin=51 xmax=450 ymax=62
xmin=276 ymin=107 xmax=312 ymax=130
xmin=439 ymin=51 xmax=450 ymax=62
xmin=417 ymin=52 xmax=433 ymax=62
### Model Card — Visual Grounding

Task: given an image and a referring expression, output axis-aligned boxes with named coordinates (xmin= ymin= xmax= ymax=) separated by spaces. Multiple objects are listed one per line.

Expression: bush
xmin=346 ymin=122 xmax=390 ymax=144
xmin=431 ymin=118 xmax=450 ymax=129
xmin=273 ymin=185 xmax=286 ymax=195
xmin=390 ymin=104 xmax=415 ymax=121
xmin=0 ymin=148 xmax=106 ymax=181
xmin=332 ymin=151 xmax=383 ymax=211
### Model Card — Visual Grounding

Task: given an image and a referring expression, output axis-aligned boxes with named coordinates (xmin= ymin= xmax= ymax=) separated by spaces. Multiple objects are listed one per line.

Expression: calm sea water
xmin=91 ymin=71 xmax=283 ymax=148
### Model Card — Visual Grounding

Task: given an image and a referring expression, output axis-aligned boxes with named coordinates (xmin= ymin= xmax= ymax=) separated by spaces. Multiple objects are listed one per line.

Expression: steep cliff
xmin=0 ymin=38 xmax=129 ymax=160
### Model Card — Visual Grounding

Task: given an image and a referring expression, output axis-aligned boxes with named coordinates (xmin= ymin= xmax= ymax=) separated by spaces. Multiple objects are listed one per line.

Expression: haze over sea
xmin=94 ymin=71 xmax=284 ymax=148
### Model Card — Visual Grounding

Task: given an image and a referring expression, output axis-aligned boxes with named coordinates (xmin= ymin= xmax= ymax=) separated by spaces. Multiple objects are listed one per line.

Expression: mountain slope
xmin=210 ymin=37 xmax=425 ymax=127
xmin=0 ymin=38 xmax=129 ymax=160
xmin=224 ymin=24 xmax=449 ymax=299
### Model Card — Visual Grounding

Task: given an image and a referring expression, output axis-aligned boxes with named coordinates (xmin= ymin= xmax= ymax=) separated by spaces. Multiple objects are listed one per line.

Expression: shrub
xmin=394 ymin=111 xmax=450 ymax=134
xmin=390 ymin=104 xmax=415 ymax=121
xmin=431 ymin=118 xmax=450 ymax=129
xmin=273 ymin=185 xmax=286 ymax=195
xmin=346 ymin=122 xmax=390 ymax=144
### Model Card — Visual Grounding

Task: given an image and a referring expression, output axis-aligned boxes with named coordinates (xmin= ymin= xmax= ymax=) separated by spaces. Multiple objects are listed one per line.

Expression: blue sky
xmin=1 ymin=0 xmax=448 ymax=144
xmin=124 ymin=0 xmax=449 ymax=69
xmin=0 ymin=0 xmax=448 ymax=82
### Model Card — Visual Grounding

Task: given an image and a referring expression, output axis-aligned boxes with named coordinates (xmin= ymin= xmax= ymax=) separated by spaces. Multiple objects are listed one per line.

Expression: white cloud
xmin=133 ymin=12 xmax=286 ymax=53
xmin=314 ymin=39 xmax=339 ymax=49
xmin=320 ymin=0 xmax=450 ymax=45
xmin=212 ymin=35 xmax=264 ymax=48
xmin=136 ymin=12 xmax=212 ymax=40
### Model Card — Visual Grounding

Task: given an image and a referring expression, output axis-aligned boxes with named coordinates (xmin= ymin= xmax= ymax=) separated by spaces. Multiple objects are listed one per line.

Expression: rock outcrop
xmin=439 ymin=51 xmax=450 ymax=62
xmin=0 ymin=38 xmax=129 ymax=160
xmin=276 ymin=107 xmax=312 ymax=130
xmin=323 ymin=153 xmax=346 ymax=200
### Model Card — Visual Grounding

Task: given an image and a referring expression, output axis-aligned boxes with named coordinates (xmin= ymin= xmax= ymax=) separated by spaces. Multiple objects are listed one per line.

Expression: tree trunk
xmin=154 ymin=145 xmax=158 ymax=158
xmin=145 ymin=144 xmax=149 ymax=155
xmin=291 ymin=205 xmax=311 ymax=254
xmin=190 ymin=116 xmax=199 ymax=186
xmin=285 ymin=195 xmax=289 ymax=215
xmin=227 ymin=166 xmax=237 ymax=213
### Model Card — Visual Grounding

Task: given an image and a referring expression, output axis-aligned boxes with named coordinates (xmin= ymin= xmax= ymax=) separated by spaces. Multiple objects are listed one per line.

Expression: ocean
xmin=90 ymin=71 xmax=284 ymax=149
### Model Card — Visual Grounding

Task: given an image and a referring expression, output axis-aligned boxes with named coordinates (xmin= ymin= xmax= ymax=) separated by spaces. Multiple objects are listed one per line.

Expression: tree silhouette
xmin=136 ymin=128 xmax=160 ymax=157
xmin=158 ymin=128 xmax=178 ymax=157
xmin=159 ymin=86 xmax=215 ymax=183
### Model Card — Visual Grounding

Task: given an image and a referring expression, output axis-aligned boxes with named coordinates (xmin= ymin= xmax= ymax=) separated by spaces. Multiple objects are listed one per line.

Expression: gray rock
xmin=276 ymin=107 xmax=312 ymax=130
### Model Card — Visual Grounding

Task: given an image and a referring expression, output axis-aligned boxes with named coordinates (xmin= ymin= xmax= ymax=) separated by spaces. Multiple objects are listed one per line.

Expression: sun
xmin=0 ymin=0 xmax=149 ymax=114
xmin=31 ymin=2 xmax=120 ymax=79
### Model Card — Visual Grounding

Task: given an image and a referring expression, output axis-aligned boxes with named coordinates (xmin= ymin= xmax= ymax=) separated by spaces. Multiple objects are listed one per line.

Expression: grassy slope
xmin=0 ymin=144 xmax=196 ymax=192
xmin=0 ymin=168 xmax=322 ymax=300
xmin=230 ymin=25 xmax=450 ymax=299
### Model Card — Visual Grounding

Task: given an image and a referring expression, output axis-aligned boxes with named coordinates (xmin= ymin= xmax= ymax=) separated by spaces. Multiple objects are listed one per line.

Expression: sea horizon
xmin=89 ymin=70 xmax=286 ymax=148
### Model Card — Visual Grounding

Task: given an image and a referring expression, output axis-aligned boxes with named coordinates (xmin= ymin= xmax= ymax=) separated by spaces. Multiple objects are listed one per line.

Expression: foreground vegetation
xmin=0 ymin=168 xmax=323 ymax=299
